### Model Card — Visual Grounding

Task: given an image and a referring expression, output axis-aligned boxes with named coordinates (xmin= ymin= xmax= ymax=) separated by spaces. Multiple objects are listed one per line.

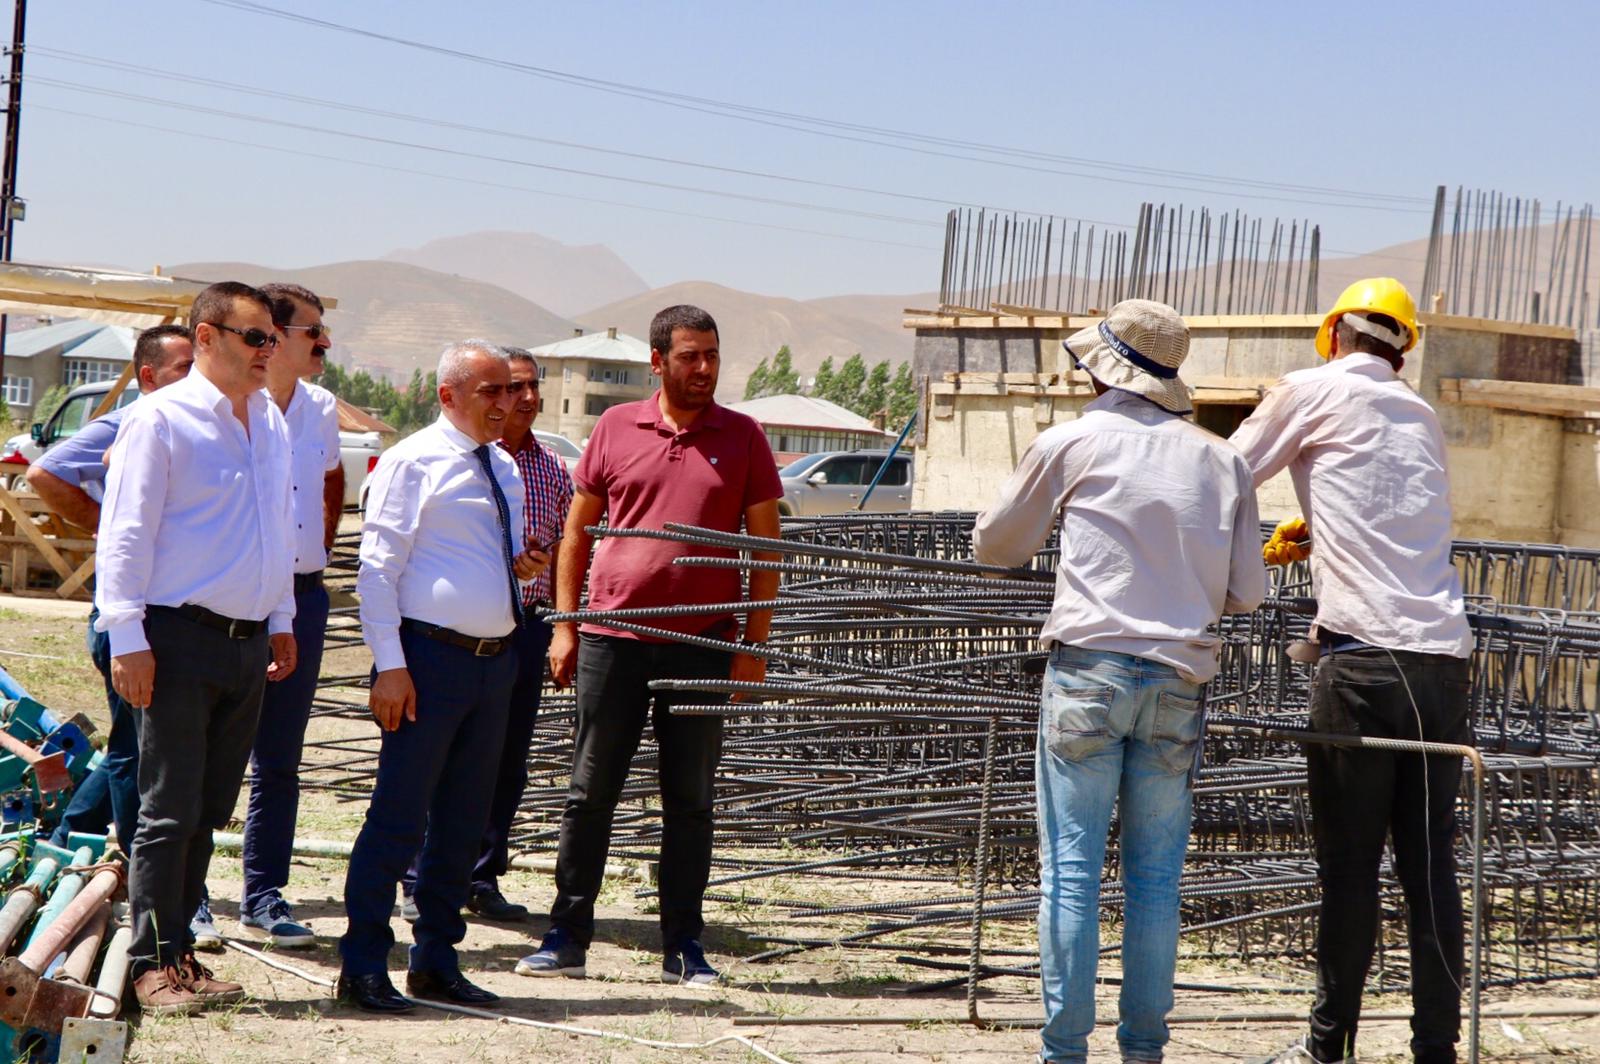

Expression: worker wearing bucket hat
xmin=975 ymin=298 xmax=1266 ymax=1064
xmin=1233 ymin=278 xmax=1471 ymax=1064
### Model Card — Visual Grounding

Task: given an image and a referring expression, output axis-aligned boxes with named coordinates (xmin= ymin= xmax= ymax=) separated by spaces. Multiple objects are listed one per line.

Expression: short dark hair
xmin=189 ymin=281 xmax=273 ymax=330
xmin=649 ymin=304 xmax=718 ymax=354
xmin=258 ymin=282 xmax=324 ymax=328
xmin=503 ymin=345 xmax=536 ymax=366
xmin=133 ymin=323 xmax=192 ymax=375
xmin=1336 ymin=311 xmax=1405 ymax=366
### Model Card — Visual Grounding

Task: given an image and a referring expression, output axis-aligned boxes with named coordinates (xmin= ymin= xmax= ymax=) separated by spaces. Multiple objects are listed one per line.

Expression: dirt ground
xmin=1 ymin=600 xmax=1598 ymax=1063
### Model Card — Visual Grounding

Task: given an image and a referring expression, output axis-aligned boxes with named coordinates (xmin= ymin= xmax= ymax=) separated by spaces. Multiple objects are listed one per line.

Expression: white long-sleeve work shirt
xmin=974 ymin=389 xmax=1266 ymax=683
xmin=1229 ymin=353 xmax=1472 ymax=658
xmin=357 ymin=415 xmax=525 ymax=673
xmin=95 ymin=370 xmax=296 ymax=656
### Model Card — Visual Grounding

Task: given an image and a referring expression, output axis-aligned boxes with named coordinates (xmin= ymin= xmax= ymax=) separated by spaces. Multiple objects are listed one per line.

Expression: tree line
xmin=743 ymin=346 xmax=916 ymax=426
xmin=318 ymin=362 xmax=441 ymax=434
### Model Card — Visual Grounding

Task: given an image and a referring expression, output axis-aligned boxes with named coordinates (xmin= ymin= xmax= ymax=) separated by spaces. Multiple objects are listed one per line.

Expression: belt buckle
xmin=474 ymin=637 xmax=497 ymax=657
xmin=228 ymin=618 xmax=247 ymax=640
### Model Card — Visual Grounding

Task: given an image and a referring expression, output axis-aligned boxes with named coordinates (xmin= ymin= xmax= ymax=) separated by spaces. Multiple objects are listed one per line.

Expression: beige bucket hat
xmin=1063 ymin=299 xmax=1193 ymax=415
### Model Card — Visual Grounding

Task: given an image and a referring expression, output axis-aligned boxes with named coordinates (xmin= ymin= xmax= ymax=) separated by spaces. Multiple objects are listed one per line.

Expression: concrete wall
xmin=912 ymin=317 xmax=1595 ymax=544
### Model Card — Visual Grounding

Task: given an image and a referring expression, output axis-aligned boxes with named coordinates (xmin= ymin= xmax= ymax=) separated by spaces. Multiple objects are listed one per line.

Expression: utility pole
xmin=0 ymin=0 xmax=26 ymax=396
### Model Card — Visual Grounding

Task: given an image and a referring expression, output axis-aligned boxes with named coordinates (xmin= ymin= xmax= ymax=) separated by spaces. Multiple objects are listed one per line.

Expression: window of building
xmin=587 ymin=365 xmax=633 ymax=386
xmin=562 ymin=398 xmax=570 ymax=414
xmin=538 ymin=363 xmax=547 ymax=380
xmin=1 ymin=376 xmax=31 ymax=406
xmin=563 ymin=366 xmax=571 ymax=383
xmin=585 ymin=394 xmax=630 ymax=416
xmin=538 ymin=397 xmax=545 ymax=413
xmin=62 ymin=359 xmax=122 ymax=387
xmin=1194 ymin=402 xmax=1256 ymax=439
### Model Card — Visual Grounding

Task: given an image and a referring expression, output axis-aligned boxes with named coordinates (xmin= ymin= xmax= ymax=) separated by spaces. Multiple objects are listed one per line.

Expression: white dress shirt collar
xmin=434 ymin=414 xmax=482 ymax=454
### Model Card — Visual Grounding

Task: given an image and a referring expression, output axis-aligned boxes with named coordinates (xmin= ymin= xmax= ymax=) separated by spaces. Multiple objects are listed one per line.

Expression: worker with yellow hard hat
xmin=1232 ymin=278 xmax=1473 ymax=1064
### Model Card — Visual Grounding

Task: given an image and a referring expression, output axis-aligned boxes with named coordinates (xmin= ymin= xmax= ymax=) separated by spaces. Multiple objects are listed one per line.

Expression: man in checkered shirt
xmin=401 ymin=344 xmax=573 ymax=923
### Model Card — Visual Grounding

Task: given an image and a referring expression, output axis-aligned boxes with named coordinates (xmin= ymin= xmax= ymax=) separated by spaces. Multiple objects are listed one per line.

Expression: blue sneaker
xmin=189 ymin=898 xmax=223 ymax=953
xmin=662 ymin=939 xmax=721 ymax=986
xmin=513 ymin=927 xmax=586 ymax=978
xmin=240 ymin=894 xmax=316 ymax=949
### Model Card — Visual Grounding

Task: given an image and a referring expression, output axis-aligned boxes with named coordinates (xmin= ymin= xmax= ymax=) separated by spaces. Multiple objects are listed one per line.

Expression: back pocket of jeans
xmin=1151 ymin=689 xmax=1202 ymax=775
xmin=1043 ymin=683 xmax=1116 ymax=763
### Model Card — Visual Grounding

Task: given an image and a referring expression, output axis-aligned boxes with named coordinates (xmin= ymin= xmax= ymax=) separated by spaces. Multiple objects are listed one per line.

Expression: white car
xmin=358 ymin=428 xmax=581 ymax=512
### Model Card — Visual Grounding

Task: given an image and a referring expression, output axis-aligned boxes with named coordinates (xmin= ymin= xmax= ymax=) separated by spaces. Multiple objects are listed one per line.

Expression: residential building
xmin=527 ymin=327 xmax=655 ymax=443
xmin=2 ymin=319 xmax=136 ymax=419
xmin=725 ymin=393 xmax=892 ymax=465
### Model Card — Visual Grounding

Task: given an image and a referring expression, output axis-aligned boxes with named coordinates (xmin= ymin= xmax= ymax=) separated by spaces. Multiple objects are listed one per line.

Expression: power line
xmin=27 ymin=77 xmax=939 ymax=229
xmin=21 ymin=69 xmax=1433 ymax=265
xmin=191 ymin=0 xmax=1434 ymax=214
xmin=31 ymin=103 xmax=939 ymax=254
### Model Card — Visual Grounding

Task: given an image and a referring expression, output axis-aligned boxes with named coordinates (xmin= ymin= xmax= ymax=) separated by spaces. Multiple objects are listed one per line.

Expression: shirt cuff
xmin=106 ymin=618 xmax=150 ymax=657
xmin=268 ymin=611 xmax=293 ymax=637
xmin=370 ymin=632 xmax=406 ymax=673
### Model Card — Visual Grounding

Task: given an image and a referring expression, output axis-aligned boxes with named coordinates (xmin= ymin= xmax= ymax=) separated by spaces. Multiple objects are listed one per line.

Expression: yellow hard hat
xmin=1314 ymin=277 xmax=1419 ymax=358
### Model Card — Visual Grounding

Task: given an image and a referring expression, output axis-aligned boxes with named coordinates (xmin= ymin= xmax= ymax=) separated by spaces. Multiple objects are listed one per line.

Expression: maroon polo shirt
xmin=574 ymin=392 xmax=782 ymax=640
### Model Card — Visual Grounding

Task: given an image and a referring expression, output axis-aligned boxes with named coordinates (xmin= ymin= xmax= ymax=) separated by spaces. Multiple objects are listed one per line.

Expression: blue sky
xmin=18 ymin=1 xmax=1600 ymax=301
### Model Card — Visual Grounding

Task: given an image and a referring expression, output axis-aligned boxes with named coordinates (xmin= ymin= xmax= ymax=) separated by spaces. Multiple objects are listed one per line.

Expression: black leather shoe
xmin=335 ymin=972 xmax=415 ymax=1014
xmin=405 ymin=969 xmax=500 ymax=1005
xmin=468 ymin=887 xmax=530 ymax=922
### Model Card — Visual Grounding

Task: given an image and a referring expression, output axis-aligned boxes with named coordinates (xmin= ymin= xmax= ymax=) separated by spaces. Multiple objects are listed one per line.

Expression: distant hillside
xmin=171 ymin=259 xmax=577 ymax=379
xmin=384 ymin=231 xmax=649 ymax=318
xmin=576 ymin=281 xmax=936 ymax=398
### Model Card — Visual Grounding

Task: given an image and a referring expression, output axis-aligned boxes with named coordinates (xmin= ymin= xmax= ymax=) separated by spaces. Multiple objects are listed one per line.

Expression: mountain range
xmin=168 ymin=223 xmax=1600 ymax=399
xmin=175 ymin=236 xmax=934 ymax=397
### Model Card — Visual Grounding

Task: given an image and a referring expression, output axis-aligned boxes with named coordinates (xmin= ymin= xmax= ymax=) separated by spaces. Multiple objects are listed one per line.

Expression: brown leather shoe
xmin=133 ymin=965 xmax=202 ymax=1015
xmin=180 ymin=954 xmax=245 ymax=1005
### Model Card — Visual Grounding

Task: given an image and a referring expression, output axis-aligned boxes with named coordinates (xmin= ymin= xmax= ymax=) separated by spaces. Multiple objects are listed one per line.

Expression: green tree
xmin=743 ymin=358 xmax=770 ymax=401
xmin=861 ymin=360 xmax=891 ymax=420
xmin=767 ymin=345 xmax=801 ymax=395
xmin=888 ymin=361 xmax=917 ymax=425
xmin=811 ymin=356 xmax=835 ymax=399
xmin=32 ymin=384 xmax=69 ymax=428
xmin=826 ymin=353 xmax=866 ymax=413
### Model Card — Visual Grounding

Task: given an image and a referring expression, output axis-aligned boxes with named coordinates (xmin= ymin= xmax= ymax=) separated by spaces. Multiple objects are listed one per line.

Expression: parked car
xmin=0 ymin=380 xmax=141 ymax=490
xmin=777 ymin=449 xmax=914 ymax=516
xmin=1 ymin=379 xmax=384 ymax=506
xmin=358 ymin=428 xmax=582 ymax=512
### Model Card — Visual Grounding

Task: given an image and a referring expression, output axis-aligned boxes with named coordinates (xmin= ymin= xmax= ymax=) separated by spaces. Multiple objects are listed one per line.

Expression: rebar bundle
xmin=304 ymin=514 xmax=1600 ymax=992
xmin=938 ymin=204 xmax=1321 ymax=317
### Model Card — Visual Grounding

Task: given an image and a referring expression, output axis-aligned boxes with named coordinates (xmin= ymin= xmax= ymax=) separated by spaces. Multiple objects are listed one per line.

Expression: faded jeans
xmin=1036 ymin=645 xmax=1203 ymax=1064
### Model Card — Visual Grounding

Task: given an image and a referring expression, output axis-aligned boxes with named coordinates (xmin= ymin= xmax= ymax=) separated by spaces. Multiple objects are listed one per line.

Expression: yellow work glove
xmin=1262 ymin=516 xmax=1312 ymax=566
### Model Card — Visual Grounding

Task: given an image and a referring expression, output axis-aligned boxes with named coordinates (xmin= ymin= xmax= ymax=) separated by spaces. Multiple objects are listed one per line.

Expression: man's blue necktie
xmin=473 ymin=444 xmax=525 ymax=628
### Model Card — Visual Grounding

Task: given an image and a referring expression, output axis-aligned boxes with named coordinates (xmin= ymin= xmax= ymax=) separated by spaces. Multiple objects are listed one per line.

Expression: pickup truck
xmin=2 ymin=380 xmax=383 ymax=506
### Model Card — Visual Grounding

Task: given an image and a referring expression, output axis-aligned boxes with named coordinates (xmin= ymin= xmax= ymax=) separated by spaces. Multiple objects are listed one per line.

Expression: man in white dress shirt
xmin=226 ymin=282 xmax=343 ymax=950
xmin=1238 ymin=279 xmax=1473 ymax=1064
xmin=337 ymin=340 xmax=548 ymax=1014
xmin=96 ymin=281 xmax=298 ymax=1015
xmin=973 ymin=299 xmax=1265 ymax=1064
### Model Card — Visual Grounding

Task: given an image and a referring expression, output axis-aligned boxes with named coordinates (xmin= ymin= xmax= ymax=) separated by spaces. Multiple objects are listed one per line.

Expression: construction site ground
xmin=2 ymin=600 xmax=1598 ymax=1062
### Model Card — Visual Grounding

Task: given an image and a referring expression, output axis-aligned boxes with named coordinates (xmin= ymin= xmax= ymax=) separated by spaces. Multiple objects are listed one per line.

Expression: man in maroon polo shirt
xmin=516 ymin=304 xmax=782 ymax=986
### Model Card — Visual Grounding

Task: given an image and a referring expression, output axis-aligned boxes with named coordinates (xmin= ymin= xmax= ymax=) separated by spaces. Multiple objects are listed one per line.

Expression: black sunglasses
xmin=208 ymin=323 xmax=280 ymax=349
xmin=281 ymin=323 xmax=332 ymax=343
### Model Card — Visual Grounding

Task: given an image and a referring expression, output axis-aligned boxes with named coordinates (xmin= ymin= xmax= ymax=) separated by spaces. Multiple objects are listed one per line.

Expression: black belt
xmin=294 ymin=571 xmax=324 ymax=592
xmin=401 ymin=618 xmax=511 ymax=657
xmin=158 ymin=603 xmax=266 ymax=640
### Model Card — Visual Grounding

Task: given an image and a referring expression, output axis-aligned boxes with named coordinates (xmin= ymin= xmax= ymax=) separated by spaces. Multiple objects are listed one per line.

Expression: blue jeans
xmin=1035 ymin=645 xmax=1203 ymax=1064
xmin=51 ymin=610 xmax=142 ymax=849
xmin=241 ymin=579 xmax=330 ymax=914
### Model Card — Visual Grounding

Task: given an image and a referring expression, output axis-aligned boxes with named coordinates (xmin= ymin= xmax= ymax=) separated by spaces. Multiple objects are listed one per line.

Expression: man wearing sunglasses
xmin=216 ymin=282 xmax=342 ymax=953
xmin=96 ymin=280 xmax=298 ymax=1015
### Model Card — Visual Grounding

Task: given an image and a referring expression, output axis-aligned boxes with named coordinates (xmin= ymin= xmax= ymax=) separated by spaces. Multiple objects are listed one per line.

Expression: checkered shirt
xmin=500 ymin=434 xmax=574 ymax=606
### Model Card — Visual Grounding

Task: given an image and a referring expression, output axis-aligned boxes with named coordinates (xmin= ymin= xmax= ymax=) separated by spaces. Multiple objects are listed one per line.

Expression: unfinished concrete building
xmin=907 ymin=309 xmax=1600 ymax=544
